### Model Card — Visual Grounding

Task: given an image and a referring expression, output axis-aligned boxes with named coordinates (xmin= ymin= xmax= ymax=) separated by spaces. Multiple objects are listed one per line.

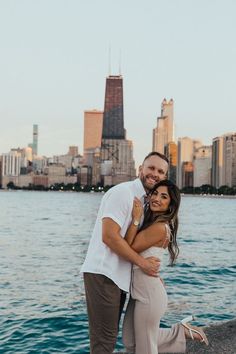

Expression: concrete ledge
xmin=116 ymin=319 xmax=236 ymax=353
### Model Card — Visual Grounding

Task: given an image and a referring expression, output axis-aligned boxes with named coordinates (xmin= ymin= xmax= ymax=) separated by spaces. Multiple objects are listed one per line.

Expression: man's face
xmin=139 ymin=155 xmax=168 ymax=192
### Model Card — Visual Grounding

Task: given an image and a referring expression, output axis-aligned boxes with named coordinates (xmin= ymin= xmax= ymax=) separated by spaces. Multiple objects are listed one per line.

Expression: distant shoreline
xmin=181 ymin=193 xmax=236 ymax=199
xmin=1 ymin=189 xmax=236 ymax=198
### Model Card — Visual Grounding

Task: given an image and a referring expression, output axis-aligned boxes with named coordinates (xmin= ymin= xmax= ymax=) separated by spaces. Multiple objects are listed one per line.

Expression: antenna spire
xmin=108 ymin=45 xmax=111 ymax=75
xmin=119 ymin=49 xmax=122 ymax=75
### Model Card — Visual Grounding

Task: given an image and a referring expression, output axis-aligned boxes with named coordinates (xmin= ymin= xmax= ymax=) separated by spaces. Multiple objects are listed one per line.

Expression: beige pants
xmin=122 ymin=268 xmax=186 ymax=354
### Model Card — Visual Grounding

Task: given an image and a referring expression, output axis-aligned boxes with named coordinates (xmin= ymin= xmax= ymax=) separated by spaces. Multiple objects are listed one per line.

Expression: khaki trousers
xmin=83 ymin=273 xmax=126 ymax=354
xmin=122 ymin=269 xmax=186 ymax=354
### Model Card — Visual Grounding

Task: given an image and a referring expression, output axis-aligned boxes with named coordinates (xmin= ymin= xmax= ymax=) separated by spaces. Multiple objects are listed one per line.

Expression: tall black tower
xmin=102 ymin=75 xmax=125 ymax=139
xmin=99 ymin=74 xmax=136 ymax=185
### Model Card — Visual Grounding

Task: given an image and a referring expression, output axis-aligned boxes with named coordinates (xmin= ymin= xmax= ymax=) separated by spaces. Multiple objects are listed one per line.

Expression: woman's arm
xmin=124 ymin=197 xmax=143 ymax=246
xmin=131 ymin=222 xmax=168 ymax=253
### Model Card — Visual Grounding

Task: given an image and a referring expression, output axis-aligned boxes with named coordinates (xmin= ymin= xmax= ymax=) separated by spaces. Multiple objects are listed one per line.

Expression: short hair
xmin=143 ymin=151 xmax=169 ymax=164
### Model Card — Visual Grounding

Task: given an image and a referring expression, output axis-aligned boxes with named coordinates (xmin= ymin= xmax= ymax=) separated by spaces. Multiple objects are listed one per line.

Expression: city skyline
xmin=0 ymin=0 xmax=236 ymax=168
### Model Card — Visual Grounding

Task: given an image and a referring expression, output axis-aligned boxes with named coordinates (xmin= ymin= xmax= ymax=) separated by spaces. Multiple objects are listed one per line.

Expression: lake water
xmin=0 ymin=190 xmax=235 ymax=353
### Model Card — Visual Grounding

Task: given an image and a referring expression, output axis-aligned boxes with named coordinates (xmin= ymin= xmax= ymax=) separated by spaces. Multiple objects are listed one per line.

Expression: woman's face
xmin=149 ymin=186 xmax=171 ymax=213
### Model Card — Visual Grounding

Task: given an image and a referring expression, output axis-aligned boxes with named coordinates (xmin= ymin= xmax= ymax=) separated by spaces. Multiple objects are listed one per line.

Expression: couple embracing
xmin=81 ymin=152 xmax=208 ymax=354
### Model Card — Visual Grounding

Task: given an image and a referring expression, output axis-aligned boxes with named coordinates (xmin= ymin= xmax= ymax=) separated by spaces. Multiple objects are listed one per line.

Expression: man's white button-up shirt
xmin=80 ymin=178 xmax=146 ymax=292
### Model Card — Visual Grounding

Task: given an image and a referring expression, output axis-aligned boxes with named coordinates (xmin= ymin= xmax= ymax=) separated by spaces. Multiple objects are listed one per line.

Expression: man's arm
xmin=102 ymin=217 xmax=159 ymax=277
xmin=124 ymin=197 xmax=143 ymax=246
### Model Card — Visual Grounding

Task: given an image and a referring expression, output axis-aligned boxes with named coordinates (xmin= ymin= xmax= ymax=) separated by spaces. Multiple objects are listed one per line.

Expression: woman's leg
xmin=123 ymin=269 xmax=186 ymax=353
xmin=133 ymin=271 xmax=168 ymax=354
xmin=158 ymin=324 xmax=186 ymax=353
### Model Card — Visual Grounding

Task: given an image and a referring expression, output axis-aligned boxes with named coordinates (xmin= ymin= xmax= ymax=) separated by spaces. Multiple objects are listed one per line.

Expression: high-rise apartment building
xmin=193 ymin=146 xmax=212 ymax=187
xmin=213 ymin=132 xmax=236 ymax=188
xmin=177 ymin=137 xmax=202 ymax=189
xmin=182 ymin=162 xmax=194 ymax=188
xmin=2 ymin=150 xmax=22 ymax=176
xmin=223 ymin=132 xmax=236 ymax=187
xmin=153 ymin=99 xmax=174 ymax=154
xmin=83 ymin=110 xmax=103 ymax=151
xmin=212 ymin=136 xmax=224 ymax=188
xmin=0 ymin=156 xmax=2 ymax=187
xmin=83 ymin=110 xmax=103 ymax=173
xmin=165 ymin=141 xmax=177 ymax=183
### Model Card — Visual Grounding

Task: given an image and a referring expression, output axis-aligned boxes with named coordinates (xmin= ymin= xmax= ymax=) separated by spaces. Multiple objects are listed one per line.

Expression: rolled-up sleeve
xmin=102 ymin=187 xmax=132 ymax=229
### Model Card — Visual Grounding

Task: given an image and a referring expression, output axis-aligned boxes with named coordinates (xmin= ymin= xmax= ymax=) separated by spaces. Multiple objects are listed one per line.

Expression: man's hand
xmin=139 ymin=256 xmax=160 ymax=277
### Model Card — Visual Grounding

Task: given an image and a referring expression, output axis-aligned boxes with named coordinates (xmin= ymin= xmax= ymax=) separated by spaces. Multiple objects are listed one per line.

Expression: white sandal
xmin=181 ymin=315 xmax=209 ymax=346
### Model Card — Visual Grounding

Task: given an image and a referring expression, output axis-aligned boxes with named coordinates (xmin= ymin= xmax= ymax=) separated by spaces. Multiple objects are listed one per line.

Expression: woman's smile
xmin=150 ymin=186 xmax=171 ymax=213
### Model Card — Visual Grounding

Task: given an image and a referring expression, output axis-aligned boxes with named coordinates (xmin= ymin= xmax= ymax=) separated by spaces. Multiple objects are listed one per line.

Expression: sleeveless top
xmin=133 ymin=223 xmax=171 ymax=270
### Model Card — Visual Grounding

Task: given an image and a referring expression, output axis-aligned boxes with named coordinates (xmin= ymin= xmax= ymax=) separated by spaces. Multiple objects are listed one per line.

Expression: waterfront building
xmin=44 ymin=164 xmax=66 ymax=177
xmin=212 ymin=133 xmax=236 ymax=188
xmin=0 ymin=156 xmax=2 ymax=187
xmin=32 ymin=155 xmax=48 ymax=174
xmin=52 ymin=148 xmax=83 ymax=175
xmin=152 ymin=98 xmax=174 ymax=154
xmin=68 ymin=146 xmax=79 ymax=157
xmin=83 ymin=110 xmax=103 ymax=168
xmin=193 ymin=146 xmax=212 ymax=187
xmin=1 ymin=174 xmax=32 ymax=189
xmin=177 ymin=137 xmax=202 ymax=189
xmin=2 ymin=150 xmax=22 ymax=177
xmin=53 ymin=154 xmax=75 ymax=172
xmin=182 ymin=161 xmax=194 ymax=188
xmin=221 ymin=132 xmax=236 ymax=187
xmin=33 ymin=175 xmax=49 ymax=188
xmin=212 ymin=136 xmax=224 ymax=188
xmin=1 ymin=148 xmax=34 ymax=188
xmin=100 ymin=75 xmax=136 ymax=185
xmin=43 ymin=164 xmax=77 ymax=187
xmin=102 ymin=76 xmax=125 ymax=140
xmin=165 ymin=141 xmax=177 ymax=184
xmin=83 ymin=110 xmax=103 ymax=151
xmin=77 ymin=165 xmax=92 ymax=186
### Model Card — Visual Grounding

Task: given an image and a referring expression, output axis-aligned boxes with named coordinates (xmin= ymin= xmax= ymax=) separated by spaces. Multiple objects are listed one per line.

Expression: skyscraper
xmin=212 ymin=133 xmax=236 ymax=188
xmin=0 ymin=156 xmax=2 ymax=187
xmin=102 ymin=75 xmax=125 ymax=140
xmin=100 ymin=75 xmax=136 ymax=185
xmin=212 ymin=136 xmax=224 ymax=188
xmin=177 ymin=137 xmax=202 ymax=189
xmin=223 ymin=132 xmax=236 ymax=187
xmin=193 ymin=146 xmax=212 ymax=187
xmin=165 ymin=141 xmax=177 ymax=184
xmin=32 ymin=124 xmax=38 ymax=155
xmin=83 ymin=110 xmax=103 ymax=174
xmin=28 ymin=124 xmax=38 ymax=156
xmin=83 ymin=110 xmax=103 ymax=151
xmin=153 ymin=99 xmax=174 ymax=154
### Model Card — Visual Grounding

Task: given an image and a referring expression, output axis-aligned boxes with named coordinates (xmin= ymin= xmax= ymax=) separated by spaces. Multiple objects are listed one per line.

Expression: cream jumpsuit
xmin=122 ymin=225 xmax=186 ymax=354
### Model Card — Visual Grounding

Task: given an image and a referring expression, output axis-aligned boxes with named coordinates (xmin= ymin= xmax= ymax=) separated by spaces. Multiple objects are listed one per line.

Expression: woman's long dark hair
xmin=140 ymin=180 xmax=181 ymax=265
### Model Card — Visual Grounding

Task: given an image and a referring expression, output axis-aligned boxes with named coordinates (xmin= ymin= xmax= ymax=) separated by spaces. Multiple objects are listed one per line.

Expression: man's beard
xmin=140 ymin=173 xmax=159 ymax=192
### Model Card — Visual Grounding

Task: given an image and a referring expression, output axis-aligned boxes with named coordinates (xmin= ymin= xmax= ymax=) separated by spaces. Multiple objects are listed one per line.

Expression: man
xmin=81 ymin=152 xmax=169 ymax=354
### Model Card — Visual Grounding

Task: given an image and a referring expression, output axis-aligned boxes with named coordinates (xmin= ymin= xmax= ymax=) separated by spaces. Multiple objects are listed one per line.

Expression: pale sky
xmin=0 ymin=0 xmax=235 ymax=167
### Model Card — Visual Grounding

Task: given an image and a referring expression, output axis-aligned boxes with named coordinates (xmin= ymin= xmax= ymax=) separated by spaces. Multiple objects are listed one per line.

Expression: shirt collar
xmin=133 ymin=178 xmax=146 ymax=199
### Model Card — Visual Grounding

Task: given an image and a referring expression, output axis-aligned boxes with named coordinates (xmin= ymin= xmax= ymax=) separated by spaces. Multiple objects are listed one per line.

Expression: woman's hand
xmin=132 ymin=197 xmax=143 ymax=223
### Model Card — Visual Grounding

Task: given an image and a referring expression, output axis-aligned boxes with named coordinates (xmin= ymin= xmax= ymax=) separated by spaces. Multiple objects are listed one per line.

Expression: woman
xmin=122 ymin=180 xmax=208 ymax=354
